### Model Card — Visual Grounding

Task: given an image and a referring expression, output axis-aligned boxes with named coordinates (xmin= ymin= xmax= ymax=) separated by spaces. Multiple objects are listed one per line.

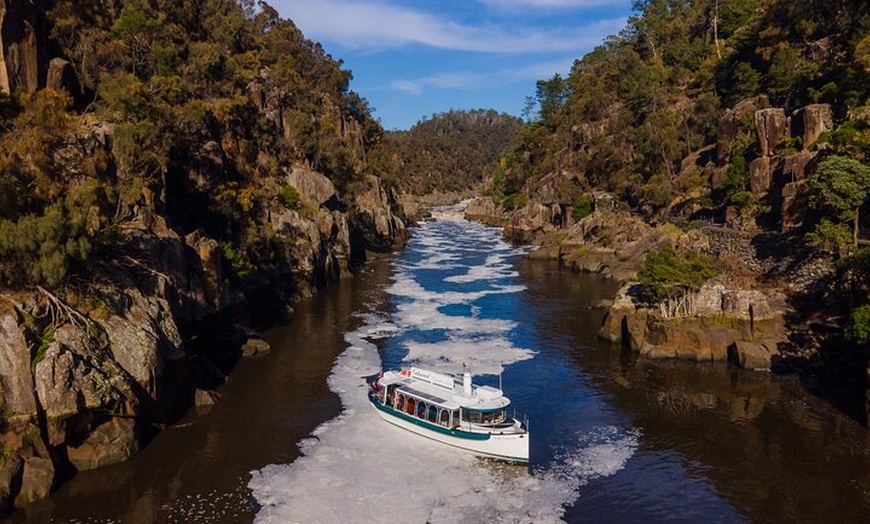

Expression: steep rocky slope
xmin=0 ymin=0 xmax=407 ymax=512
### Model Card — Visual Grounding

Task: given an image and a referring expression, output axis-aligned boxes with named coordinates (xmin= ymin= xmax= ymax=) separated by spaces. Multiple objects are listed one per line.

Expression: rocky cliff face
xmin=0 ymin=0 xmax=46 ymax=95
xmin=0 ymin=12 xmax=408 ymax=511
xmin=0 ymin=163 xmax=405 ymax=511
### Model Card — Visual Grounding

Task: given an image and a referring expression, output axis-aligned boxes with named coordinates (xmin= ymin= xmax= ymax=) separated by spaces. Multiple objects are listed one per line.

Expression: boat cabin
xmin=374 ymin=367 xmax=513 ymax=430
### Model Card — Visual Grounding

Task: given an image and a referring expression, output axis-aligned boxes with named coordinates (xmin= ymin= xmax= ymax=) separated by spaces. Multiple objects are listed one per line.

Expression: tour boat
xmin=368 ymin=367 xmax=529 ymax=464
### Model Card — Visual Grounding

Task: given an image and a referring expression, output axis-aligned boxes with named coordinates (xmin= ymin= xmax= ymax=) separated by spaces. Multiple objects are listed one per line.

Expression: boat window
xmin=395 ymin=394 xmax=405 ymax=411
xmin=461 ymin=411 xmax=482 ymax=424
xmin=428 ymin=405 xmax=438 ymax=422
xmin=407 ymin=398 xmax=416 ymax=415
xmin=481 ymin=411 xmax=506 ymax=424
xmin=417 ymin=401 xmax=427 ymax=419
xmin=461 ymin=410 xmax=506 ymax=425
xmin=439 ymin=409 xmax=450 ymax=427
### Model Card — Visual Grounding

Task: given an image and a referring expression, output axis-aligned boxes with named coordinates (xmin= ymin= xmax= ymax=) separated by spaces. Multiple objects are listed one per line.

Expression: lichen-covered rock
xmin=464 ymin=197 xmax=509 ymax=227
xmin=749 ymin=156 xmax=772 ymax=195
xmin=34 ymin=324 xmax=138 ymax=446
xmin=503 ymin=202 xmax=555 ymax=243
xmin=0 ymin=0 xmax=42 ymax=95
xmin=755 ymin=108 xmax=789 ymax=157
xmin=717 ymin=96 xmax=768 ymax=163
xmin=46 ymin=57 xmax=76 ymax=93
xmin=353 ymin=174 xmax=407 ymax=253
xmin=781 ymin=180 xmax=809 ymax=230
xmin=792 ymin=104 xmax=833 ymax=148
xmin=728 ymin=340 xmax=779 ymax=370
xmin=287 ymin=165 xmax=337 ymax=208
xmin=0 ymin=299 xmax=37 ymax=416
xmin=601 ymin=281 xmax=787 ymax=364
xmin=66 ymin=417 xmax=139 ymax=471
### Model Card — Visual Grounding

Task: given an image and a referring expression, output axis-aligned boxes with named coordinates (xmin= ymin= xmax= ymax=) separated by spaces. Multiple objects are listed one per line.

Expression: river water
xmin=14 ymin=211 xmax=869 ymax=523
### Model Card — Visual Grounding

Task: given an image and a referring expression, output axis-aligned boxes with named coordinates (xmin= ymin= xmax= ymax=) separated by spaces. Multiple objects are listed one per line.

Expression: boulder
xmin=0 ymin=454 xmax=22 ymax=513
xmin=195 ymin=389 xmax=219 ymax=407
xmin=0 ymin=300 xmax=37 ymax=416
xmin=287 ymin=166 xmax=337 ymax=208
xmin=792 ymin=104 xmax=833 ymax=148
xmin=46 ymin=57 xmax=76 ymax=94
xmin=13 ymin=457 xmax=52 ymax=507
xmin=755 ymin=108 xmax=789 ymax=157
xmin=66 ymin=417 xmax=139 ymax=471
xmin=241 ymin=337 xmax=270 ymax=357
xmin=749 ymin=156 xmax=772 ymax=195
xmin=597 ymin=287 xmax=648 ymax=351
xmin=34 ymin=325 xmax=138 ymax=446
xmin=727 ymin=340 xmax=778 ymax=370
xmin=717 ymin=96 xmax=768 ymax=163
xmin=780 ymin=151 xmax=816 ymax=184
xmin=0 ymin=0 xmax=42 ymax=95
xmin=464 ymin=197 xmax=509 ymax=226
xmin=781 ymin=180 xmax=809 ymax=230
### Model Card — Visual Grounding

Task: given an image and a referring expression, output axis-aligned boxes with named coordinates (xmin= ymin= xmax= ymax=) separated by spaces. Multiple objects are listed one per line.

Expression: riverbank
xmin=462 ymin=196 xmax=869 ymax=426
xmin=0 ymin=169 xmax=407 ymax=515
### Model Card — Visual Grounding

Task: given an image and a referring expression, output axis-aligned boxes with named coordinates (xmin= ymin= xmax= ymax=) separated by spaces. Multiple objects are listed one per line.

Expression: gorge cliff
xmin=0 ymin=0 xmax=406 ymax=512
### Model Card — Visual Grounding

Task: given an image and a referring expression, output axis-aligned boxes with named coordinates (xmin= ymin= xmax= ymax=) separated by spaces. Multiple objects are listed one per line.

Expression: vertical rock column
xmin=0 ymin=0 xmax=9 ymax=94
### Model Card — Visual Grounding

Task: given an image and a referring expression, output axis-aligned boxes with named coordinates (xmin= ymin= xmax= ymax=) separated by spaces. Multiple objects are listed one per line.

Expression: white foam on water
xmin=249 ymin=312 xmax=638 ymax=524
xmin=249 ymin=213 xmax=637 ymax=523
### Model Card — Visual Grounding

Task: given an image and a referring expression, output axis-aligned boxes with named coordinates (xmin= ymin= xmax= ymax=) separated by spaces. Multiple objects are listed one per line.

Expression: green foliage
xmin=729 ymin=190 xmax=753 ymax=208
xmin=502 ymin=193 xmax=528 ymax=211
xmin=31 ymin=329 xmax=54 ymax=372
xmin=572 ymin=194 xmax=593 ymax=221
xmin=776 ymin=135 xmax=803 ymax=155
xmin=638 ymin=245 xmax=717 ymax=304
xmin=0 ymin=0 xmax=390 ymax=292
xmin=533 ymin=74 xmax=569 ymax=128
xmin=806 ymin=219 xmax=853 ymax=254
xmin=219 ymin=241 xmax=251 ymax=280
xmin=0 ymin=203 xmax=93 ymax=288
xmin=845 ymin=304 xmax=870 ymax=343
xmin=370 ymin=109 xmax=522 ymax=195
xmin=279 ymin=185 xmax=302 ymax=210
xmin=808 ymin=155 xmax=870 ymax=247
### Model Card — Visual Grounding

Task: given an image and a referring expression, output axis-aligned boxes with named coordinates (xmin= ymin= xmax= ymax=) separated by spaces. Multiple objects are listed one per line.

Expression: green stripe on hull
xmin=371 ymin=398 xmax=490 ymax=441
xmin=372 ymin=402 xmax=529 ymax=464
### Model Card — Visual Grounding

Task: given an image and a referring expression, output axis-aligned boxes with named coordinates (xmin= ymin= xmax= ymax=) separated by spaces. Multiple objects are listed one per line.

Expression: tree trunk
xmin=854 ymin=207 xmax=860 ymax=248
xmin=712 ymin=1 xmax=722 ymax=59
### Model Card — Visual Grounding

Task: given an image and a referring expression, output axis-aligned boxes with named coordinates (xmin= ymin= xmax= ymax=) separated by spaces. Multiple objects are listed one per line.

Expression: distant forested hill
xmin=369 ymin=109 xmax=523 ymax=195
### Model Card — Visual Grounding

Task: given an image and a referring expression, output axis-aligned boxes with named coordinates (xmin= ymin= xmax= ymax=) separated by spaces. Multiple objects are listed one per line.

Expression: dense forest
xmin=369 ymin=109 xmax=523 ymax=195
xmin=0 ymin=0 xmax=385 ymax=293
xmin=488 ymin=0 xmax=869 ymax=342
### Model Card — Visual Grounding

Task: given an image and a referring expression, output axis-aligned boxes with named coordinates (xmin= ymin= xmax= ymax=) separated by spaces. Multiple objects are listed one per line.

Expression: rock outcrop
xmin=0 ymin=0 xmax=45 ymax=95
xmin=755 ymin=108 xmax=789 ymax=157
xmin=599 ymin=282 xmax=788 ymax=368
xmin=792 ymin=104 xmax=833 ymax=148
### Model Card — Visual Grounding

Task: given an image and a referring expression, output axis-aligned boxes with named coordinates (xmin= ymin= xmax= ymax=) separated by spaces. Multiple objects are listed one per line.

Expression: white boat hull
xmin=370 ymin=400 xmax=529 ymax=464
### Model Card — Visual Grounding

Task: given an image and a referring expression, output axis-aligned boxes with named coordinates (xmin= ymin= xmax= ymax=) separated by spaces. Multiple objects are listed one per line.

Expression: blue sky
xmin=268 ymin=1 xmax=634 ymax=130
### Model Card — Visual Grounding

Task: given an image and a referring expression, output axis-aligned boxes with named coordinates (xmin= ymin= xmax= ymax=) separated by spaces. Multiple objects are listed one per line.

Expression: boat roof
xmin=379 ymin=367 xmax=511 ymax=411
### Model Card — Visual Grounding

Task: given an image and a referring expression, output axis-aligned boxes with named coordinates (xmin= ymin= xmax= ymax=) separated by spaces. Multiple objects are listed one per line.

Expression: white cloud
xmin=477 ymin=0 xmax=626 ymax=8
xmin=390 ymin=57 xmax=578 ymax=95
xmin=270 ymin=0 xmax=625 ymax=53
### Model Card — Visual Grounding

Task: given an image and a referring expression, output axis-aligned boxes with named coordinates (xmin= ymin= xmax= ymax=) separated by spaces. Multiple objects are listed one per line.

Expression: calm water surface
xmin=13 ymin=214 xmax=869 ymax=523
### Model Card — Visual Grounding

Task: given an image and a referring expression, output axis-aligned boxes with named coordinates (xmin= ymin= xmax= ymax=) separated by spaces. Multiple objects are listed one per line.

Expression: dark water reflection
xmin=514 ymin=259 xmax=870 ymax=524
xmin=10 ymin=263 xmax=392 ymax=524
xmin=9 ymin=253 xmax=869 ymax=523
